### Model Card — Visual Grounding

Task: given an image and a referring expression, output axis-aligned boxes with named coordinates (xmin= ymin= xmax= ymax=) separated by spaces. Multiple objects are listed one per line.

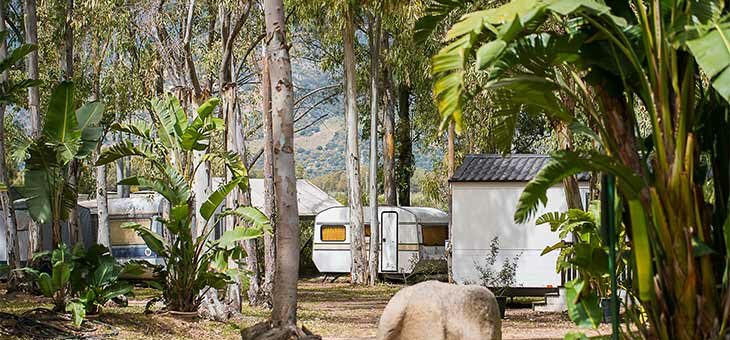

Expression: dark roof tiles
xmin=450 ymin=154 xmax=590 ymax=182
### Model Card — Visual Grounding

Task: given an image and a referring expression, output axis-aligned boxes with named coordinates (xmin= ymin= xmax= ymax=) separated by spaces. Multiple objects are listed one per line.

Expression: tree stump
xmin=241 ymin=321 xmax=321 ymax=340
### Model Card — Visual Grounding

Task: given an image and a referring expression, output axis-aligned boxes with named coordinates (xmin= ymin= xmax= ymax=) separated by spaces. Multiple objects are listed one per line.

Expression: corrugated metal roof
xmin=450 ymin=154 xmax=590 ymax=182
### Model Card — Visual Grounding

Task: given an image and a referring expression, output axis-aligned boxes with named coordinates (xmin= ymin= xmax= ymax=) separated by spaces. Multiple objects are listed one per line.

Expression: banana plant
xmin=429 ymin=0 xmax=730 ymax=338
xmin=19 ymin=82 xmax=105 ymax=247
xmin=96 ymin=94 xmax=267 ymax=313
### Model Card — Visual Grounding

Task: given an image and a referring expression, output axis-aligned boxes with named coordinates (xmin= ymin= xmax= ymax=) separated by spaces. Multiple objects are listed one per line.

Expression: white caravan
xmin=313 ymin=206 xmax=448 ymax=275
xmin=450 ymin=154 xmax=589 ymax=294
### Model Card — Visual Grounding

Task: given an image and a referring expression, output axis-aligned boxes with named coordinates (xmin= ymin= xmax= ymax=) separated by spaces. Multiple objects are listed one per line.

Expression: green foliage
xmin=19 ymin=82 xmax=105 ymax=228
xmin=564 ymin=279 xmax=603 ymax=329
xmin=96 ymin=94 xmax=266 ymax=312
xmin=20 ymin=244 xmax=134 ymax=327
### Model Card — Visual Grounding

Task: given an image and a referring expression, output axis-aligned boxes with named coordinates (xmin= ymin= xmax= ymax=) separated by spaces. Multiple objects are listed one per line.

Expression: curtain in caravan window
xmin=422 ymin=225 xmax=448 ymax=246
xmin=321 ymin=225 xmax=346 ymax=241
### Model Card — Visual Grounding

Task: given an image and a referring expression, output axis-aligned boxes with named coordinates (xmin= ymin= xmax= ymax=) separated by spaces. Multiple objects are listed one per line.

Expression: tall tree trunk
xmin=343 ymin=4 xmax=367 ymax=285
xmin=24 ymin=0 xmax=40 ymax=255
xmin=261 ymin=45 xmax=276 ymax=302
xmin=64 ymin=0 xmax=82 ymax=246
xmin=0 ymin=2 xmax=19 ymax=268
xmin=264 ymin=0 xmax=299 ymax=326
xmin=447 ymin=121 xmax=455 ymax=283
xmin=381 ymin=52 xmax=396 ymax=206
xmin=396 ymin=84 xmax=412 ymax=207
xmin=367 ymin=13 xmax=381 ymax=286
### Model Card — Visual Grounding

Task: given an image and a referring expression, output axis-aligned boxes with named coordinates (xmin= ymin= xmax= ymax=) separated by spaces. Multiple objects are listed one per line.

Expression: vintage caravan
xmin=450 ymin=154 xmax=589 ymax=294
xmin=78 ymin=193 xmax=166 ymax=264
xmin=312 ymin=206 xmax=449 ymax=275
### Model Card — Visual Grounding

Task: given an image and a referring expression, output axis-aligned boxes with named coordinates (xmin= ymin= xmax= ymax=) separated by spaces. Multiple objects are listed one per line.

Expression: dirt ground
xmin=0 ymin=278 xmax=610 ymax=339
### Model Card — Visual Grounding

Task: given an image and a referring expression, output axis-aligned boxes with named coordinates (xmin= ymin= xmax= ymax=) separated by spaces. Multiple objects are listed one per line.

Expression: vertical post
xmin=601 ymin=174 xmax=619 ymax=339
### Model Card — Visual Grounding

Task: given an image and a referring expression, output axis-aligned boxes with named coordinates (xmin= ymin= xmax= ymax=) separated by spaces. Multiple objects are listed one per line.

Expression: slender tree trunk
xmin=0 ymin=3 xmax=19 ymax=268
xmin=261 ymin=45 xmax=276 ymax=301
xmin=24 ymin=0 xmax=40 ymax=254
xmin=447 ymin=121 xmax=455 ymax=283
xmin=343 ymin=4 xmax=367 ymax=285
xmin=367 ymin=13 xmax=381 ymax=286
xmin=396 ymin=84 xmax=412 ymax=207
xmin=95 ymin=143 xmax=110 ymax=247
xmin=115 ymin=133 xmax=129 ymax=198
xmin=63 ymin=0 xmax=82 ymax=246
xmin=381 ymin=54 xmax=396 ymax=206
xmin=264 ymin=0 xmax=299 ymax=326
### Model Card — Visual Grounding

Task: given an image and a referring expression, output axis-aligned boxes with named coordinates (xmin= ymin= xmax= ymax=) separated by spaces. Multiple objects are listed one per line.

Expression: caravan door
xmin=380 ymin=211 xmax=398 ymax=272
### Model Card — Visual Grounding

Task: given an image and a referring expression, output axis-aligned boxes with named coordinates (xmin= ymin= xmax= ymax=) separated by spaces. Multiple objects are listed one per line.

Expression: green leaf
xmin=180 ymin=97 xmax=221 ymax=151
xmin=96 ymin=141 xmax=150 ymax=165
xmin=65 ymin=301 xmax=86 ymax=327
xmin=200 ymin=178 xmax=241 ymax=221
xmin=476 ymin=40 xmax=507 ymax=70
xmin=564 ymin=279 xmax=602 ymax=329
xmin=686 ymin=23 xmax=730 ymax=102
xmin=100 ymin=282 xmax=134 ymax=301
xmin=217 ymin=226 xmax=264 ymax=249
xmin=51 ymin=262 xmax=71 ymax=293
xmin=76 ymin=101 xmax=106 ymax=157
xmin=414 ymin=0 xmax=473 ymax=43
xmin=514 ymin=150 xmax=645 ymax=223
xmin=122 ymin=222 xmax=168 ymax=256
xmin=43 ymin=82 xmax=81 ymax=162
xmin=563 ymin=331 xmax=590 ymax=340
xmin=219 ymin=206 xmax=271 ymax=230
xmin=38 ymin=272 xmax=55 ymax=297
xmin=0 ymin=44 xmax=36 ymax=74
xmin=628 ymin=199 xmax=653 ymax=302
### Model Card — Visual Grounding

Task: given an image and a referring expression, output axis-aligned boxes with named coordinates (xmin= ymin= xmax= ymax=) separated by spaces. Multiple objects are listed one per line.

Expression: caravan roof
xmin=316 ymin=206 xmax=448 ymax=225
xmin=450 ymin=154 xmax=590 ymax=182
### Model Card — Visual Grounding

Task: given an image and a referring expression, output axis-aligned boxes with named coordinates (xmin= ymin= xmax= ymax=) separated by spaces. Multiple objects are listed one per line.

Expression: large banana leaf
xmin=121 ymin=222 xmax=168 ymax=257
xmin=432 ymin=0 xmax=626 ymax=133
xmin=564 ymin=278 xmax=603 ymax=329
xmin=217 ymin=225 xmax=265 ymax=249
xmin=219 ymin=206 xmax=271 ymax=232
xmin=514 ymin=150 xmax=645 ymax=223
xmin=76 ymin=101 xmax=106 ymax=158
xmin=0 ymin=43 xmax=36 ymax=73
xmin=180 ymin=97 xmax=221 ymax=151
xmin=686 ymin=22 xmax=730 ymax=102
xmin=43 ymin=82 xmax=81 ymax=164
xmin=200 ymin=177 xmax=241 ymax=221
xmin=96 ymin=140 xmax=153 ymax=165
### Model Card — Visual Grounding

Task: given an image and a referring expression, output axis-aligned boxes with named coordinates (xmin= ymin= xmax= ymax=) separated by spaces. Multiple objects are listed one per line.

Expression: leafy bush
xmin=537 ymin=201 xmax=628 ymax=329
xmin=21 ymin=244 xmax=136 ymax=326
xmin=96 ymin=94 xmax=268 ymax=313
xmin=473 ymin=236 xmax=521 ymax=296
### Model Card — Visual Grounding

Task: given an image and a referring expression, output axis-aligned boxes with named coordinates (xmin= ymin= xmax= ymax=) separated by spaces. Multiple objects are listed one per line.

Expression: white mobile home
xmin=450 ymin=154 xmax=589 ymax=293
xmin=313 ymin=206 xmax=448 ymax=275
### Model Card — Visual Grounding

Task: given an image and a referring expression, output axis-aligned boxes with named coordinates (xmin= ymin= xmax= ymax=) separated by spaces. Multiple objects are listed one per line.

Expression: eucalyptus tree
xmin=264 ymin=0 xmax=300 ymax=328
xmin=23 ymin=0 xmax=40 ymax=257
xmin=0 ymin=9 xmax=39 ymax=269
xmin=431 ymin=0 xmax=730 ymax=338
xmin=367 ymin=8 xmax=381 ymax=285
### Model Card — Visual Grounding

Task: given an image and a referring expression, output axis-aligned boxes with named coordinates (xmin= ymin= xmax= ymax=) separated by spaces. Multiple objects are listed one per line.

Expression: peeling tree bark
xmin=264 ymin=0 xmax=300 ymax=327
xmin=343 ymin=4 xmax=367 ymax=285
xmin=261 ymin=45 xmax=277 ymax=302
xmin=367 ymin=13 xmax=381 ymax=286
xmin=0 ymin=2 xmax=19 ymax=268
xmin=24 ymin=0 xmax=41 ymax=255
xmin=381 ymin=43 xmax=396 ymax=207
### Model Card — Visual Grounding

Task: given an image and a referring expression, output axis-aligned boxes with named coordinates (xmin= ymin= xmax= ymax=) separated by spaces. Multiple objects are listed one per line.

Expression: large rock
xmin=376 ymin=281 xmax=501 ymax=340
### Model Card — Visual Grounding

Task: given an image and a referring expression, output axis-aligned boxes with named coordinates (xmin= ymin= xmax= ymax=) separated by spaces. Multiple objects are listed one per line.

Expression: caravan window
xmin=321 ymin=225 xmax=346 ymax=242
xmin=422 ymin=225 xmax=448 ymax=246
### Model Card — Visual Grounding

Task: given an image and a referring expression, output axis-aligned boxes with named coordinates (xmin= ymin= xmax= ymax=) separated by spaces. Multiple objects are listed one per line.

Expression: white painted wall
xmin=451 ymin=181 xmax=588 ymax=288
